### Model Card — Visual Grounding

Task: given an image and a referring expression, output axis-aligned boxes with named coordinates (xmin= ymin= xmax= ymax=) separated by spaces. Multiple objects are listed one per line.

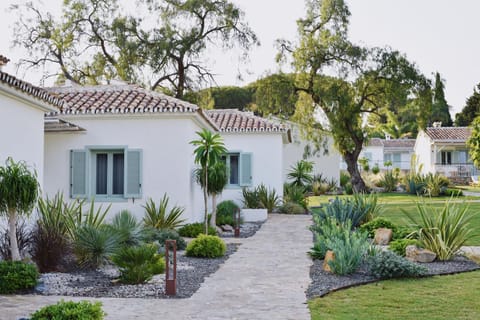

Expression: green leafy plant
xmin=257 ymin=184 xmax=280 ymax=212
xmin=340 ymin=171 xmax=350 ymax=187
xmin=378 ymin=170 xmax=399 ymax=192
xmin=111 ymin=244 xmax=165 ymax=284
xmin=185 ymin=234 xmax=226 ymax=258
xmin=283 ymin=183 xmax=307 ymax=209
xmin=241 ymin=187 xmax=262 ymax=209
xmin=216 ymin=200 xmax=240 ymax=226
xmin=352 ymin=193 xmax=382 ymax=223
xmin=287 ymin=160 xmax=314 ymax=187
xmin=312 ymin=197 xmax=370 ymax=229
xmin=0 ymin=261 xmax=38 ymax=294
xmin=109 ymin=210 xmax=143 ymax=247
xmin=443 ymin=188 xmax=463 ymax=197
xmin=30 ymin=300 xmax=105 ymax=320
xmin=310 ymin=217 xmax=349 ymax=259
xmin=344 ymin=182 xmax=353 ymax=195
xmin=145 ymin=228 xmax=187 ymax=250
xmin=366 ymin=250 xmax=427 ymax=279
xmin=424 ymin=173 xmax=449 ymax=197
xmin=359 ymin=217 xmax=397 ymax=238
xmin=143 ymin=195 xmax=186 ymax=230
xmin=178 ymin=223 xmax=217 ymax=238
xmin=73 ymin=225 xmax=120 ymax=269
xmin=389 ymin=239 xmax=420 ymax=256
xmin=405 ymin=199 xmax=475 ymax=260
xmin=64 ymin=199 xmax=110 ymax=240
xmin=371 ymin=165 xmax=380 ymax=175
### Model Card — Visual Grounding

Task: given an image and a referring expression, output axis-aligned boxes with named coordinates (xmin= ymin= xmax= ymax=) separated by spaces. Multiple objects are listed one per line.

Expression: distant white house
xmin=0 ymin=57 xmax=63 ymax=187
xmin=340 ymin=137 xmax=415 ymax=172
xmin=414 ymin=125 xmax=475 ymax=183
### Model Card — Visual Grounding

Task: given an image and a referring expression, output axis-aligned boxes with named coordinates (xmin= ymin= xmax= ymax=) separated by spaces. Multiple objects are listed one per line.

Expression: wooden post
xmin=165 ymin=240 xmax=177 ymax=295
xmin=234 ymin=208 xmax=240 ymax=237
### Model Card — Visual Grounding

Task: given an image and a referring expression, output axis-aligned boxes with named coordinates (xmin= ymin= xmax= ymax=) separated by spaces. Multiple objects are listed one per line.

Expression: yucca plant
xmin=73 ymin=225 xmax=120 ymax=269
xmin=257 ymin=184 xmax=280 ymax=212
xmin=352 ymin=192 xmax=382 ymax=224
xmin=143 ymin=194 xmax=186 ymax=230
xmin=241 ymin=187 xmax=262 ymax=209
xmin=287 ymin=160 xmax=314 ymax=187
xmin=404 ymin=199 xmax=475 ymax=260
xmin=65 ymin=199 xmax=110 ymax=239
xmin=283 ymin=183 xmax=307 ymax=209
xmin=312 ymin=197 xmax=369 ymax=228
xmin=111 ymin=244 xmax=165 ymax=284
xmin=109 ymin=210 xmax=143 ymax=247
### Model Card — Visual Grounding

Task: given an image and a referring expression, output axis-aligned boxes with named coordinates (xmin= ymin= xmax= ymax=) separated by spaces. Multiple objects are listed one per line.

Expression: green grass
xmin=309 ymin=271 xmax=480 ymax=320
xmin=308 ymin=193 xmax=480 ymax=245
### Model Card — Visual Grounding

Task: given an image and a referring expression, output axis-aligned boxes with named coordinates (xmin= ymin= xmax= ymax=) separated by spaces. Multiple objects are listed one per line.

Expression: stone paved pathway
xmin=0 ymin=214 xmax=313 ymax=320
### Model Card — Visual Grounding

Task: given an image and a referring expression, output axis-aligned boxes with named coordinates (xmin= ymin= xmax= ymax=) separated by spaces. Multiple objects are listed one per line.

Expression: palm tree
xmin=195 ymin=161 xmax=228 ymax=228
xmin=0 ymin=158 xmax=39 ymax=260
xmin=190 ymin=129 xmax=227 ymax=234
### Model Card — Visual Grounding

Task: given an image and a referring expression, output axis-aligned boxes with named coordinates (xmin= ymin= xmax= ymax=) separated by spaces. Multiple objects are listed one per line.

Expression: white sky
xmin=1 ymin=0 xmax=480 ymax=115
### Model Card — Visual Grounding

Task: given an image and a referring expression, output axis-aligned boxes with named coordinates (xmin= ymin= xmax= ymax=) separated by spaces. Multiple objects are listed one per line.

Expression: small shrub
xmin=109 ymin=210 xmax=143 ymax=247
xmin=143 ymin=195 xmax=186 ymax=230
xmin=146 ymin=228 xmax=187 ymax=250
xmin=372 ymin=165 xmax=380 ymax=175
xmin=30 ymin=300 xmax=105 ymax=320
xmin=359 ymin=217 xmax=397 ymax=238
xmin=344 ymin=182 xmax=353 ymax=195
xmin=216 ymin=200 xmax=240 ymax=226
xmin=178 ymin=223 xmax=217 ymax=238
xmin=352 ymin=193 xmax=382 ymax=224
xmin=378 ymin=170 xmax=399 ymax=192
xmin=312 ymin=197 xmax=370 ymax=229
xmin=393 ymin=225 xmax=417 ymax=240
xmin=0 ymin=261 xmax=38 ymax=294
xmin=283 ymin=184 xmax=307 ymax=209
xmin=340 ymin=171 xmax=350 ymax=187
xmin=280 ymin=202 xmax=306 ymax=214
xmin=366 ymin=250 xmax=427 ymax=279
xmin=325 ymin=228 xmax=369 ymax=275
xmin=111 ymin=244 xmax=165 ymax=284
xmin=389 ymin=239 xmax=420 ymax=256
xmin=185 ymin=234 xmax=226 ymax=258
xmin=73 ymin=225 xmax=120 ymax=269
xmin=30 ymin=224 xmax=71 ymax=273
xmin=241 ymin=187 xmax=262 ymax=209
xmin=443 ymin=188 xmax=463 ymax=197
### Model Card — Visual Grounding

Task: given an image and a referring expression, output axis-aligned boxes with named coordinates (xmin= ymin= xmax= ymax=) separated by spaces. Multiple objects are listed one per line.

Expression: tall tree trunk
xmin=344 ymin=152 xmax=367 ymax=193
xmin=209 ymin=193 xmax=217 ymax=228
xmin=8 ymin=208 xmax=21 ymax=261
xmin=204 ymin=165 xmax=209 ymax=235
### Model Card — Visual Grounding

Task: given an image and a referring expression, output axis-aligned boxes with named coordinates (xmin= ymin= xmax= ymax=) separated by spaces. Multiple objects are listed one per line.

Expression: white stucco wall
xmin=44 ymin=114 xmax=206 ymax=223
xmin=0 ymin=91 xmax=46 ymax=186
xmin=218 ymin=132 xmax=285 ymax=208
xmin=414 ymin=130 xmax=433 ymax=174
xmin=359 ymin=145 xmax=384 ymax=169
xmin=283 ymin=128 xmax=340 ymax=184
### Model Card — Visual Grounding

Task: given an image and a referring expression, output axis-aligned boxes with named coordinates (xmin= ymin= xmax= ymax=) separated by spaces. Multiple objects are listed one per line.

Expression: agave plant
xmin=143 ymin=194 xmax=186 ymax=230
xmin=73 ymin=225 xmax=121 ymax=269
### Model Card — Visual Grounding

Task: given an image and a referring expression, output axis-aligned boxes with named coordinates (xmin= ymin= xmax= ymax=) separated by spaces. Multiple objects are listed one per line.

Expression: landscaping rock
xmin=215 ymin=226 xmax=223 ymax=235
xmin=221 ymin=224 xmax=234 ymax=232
xmin=323 ymin=250 xmax=335 ymax=272
xmin=405 ymin=245 xmax=436 ymax=263
xmin=374 ymin=228 xmax=393 ymax=245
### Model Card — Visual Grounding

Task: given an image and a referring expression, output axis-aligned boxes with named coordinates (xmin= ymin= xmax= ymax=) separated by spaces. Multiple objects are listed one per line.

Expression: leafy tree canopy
xmin=455 ymin=83 xmax=480 ymax=126
xmin=430 ymin=72 xmax=452 ymax=126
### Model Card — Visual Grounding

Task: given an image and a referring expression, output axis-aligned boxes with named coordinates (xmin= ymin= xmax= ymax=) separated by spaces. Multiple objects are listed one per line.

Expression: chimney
xmin=432 ymin=122 xmax=442 ymax=128
xmin=385 ymin=133 xmax=391 ymax=140
xmin=0 ymin=55 xmax=10 ymax=70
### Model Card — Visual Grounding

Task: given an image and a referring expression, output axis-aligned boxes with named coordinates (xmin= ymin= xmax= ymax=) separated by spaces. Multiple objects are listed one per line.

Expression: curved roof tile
xmin=206 ymin=109 xmax=289 ymax=133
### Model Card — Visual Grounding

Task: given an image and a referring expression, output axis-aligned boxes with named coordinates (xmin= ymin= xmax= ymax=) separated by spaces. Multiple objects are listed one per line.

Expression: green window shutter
xmin=125 ymin=149 xmax=142 ymax=198
xmin=70 ymin=150 xmax=87 ymax=198
xmin=239 ymin=152 xmax=252 ymax=187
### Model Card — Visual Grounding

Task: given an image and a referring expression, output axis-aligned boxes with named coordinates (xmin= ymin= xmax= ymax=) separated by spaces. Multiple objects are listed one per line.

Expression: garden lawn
xmin=309 ymin=271 xmax=480 ymax=320
xmin=308 ymin=194 xmax=480 ymax=245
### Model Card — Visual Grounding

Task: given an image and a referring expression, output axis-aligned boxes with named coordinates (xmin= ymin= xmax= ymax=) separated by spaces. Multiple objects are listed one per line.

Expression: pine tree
xmin=430 ymin=72 xmax=452 ymax=126
xmin=455 ymin=84 xmax=480 ymax=126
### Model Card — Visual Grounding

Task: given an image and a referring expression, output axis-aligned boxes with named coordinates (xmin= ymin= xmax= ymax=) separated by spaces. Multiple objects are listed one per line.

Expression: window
xmin=441 ymin=151 xmax=452 ymax=165
xmin=392 ymin=153 xmax=401 ymax=167
xmin=221 ymin=152 xmax=252 ymax=187
xmin=70 ymin=148 xmax=142 ymax=199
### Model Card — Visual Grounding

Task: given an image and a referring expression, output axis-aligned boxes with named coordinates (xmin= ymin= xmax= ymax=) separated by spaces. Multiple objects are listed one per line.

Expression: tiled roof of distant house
xmin=367 ymin=138 xmax=384 ymax=147
xmin=0 ymin=71 xmax=64 ymax=108
xmin=425 ymin=127 xmax=472 ymax=142
xmin=206 ymin=109 xmax=290 ymax=133
xmin=48 ymin=84 xmax=201 ymax=115
xmin=367 ymin=138 xmax=415 ymax=149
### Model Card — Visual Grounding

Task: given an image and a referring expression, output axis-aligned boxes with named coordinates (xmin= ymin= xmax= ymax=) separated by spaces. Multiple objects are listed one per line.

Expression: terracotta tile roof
xmin=48 ymin=84 xmax=200 ymax=115
xmin=0 ymin=55 xmax=10 ymax=66
xmin=0 ymin=71 xmax=63 ymax=108
xmin=425 ymin=127 xmax=472 ymax=141
xmin=383 ymin=139 xmax=416 ymax=149
xmin=367 ymin=138 xmax=384 ymax=147
xmin=44 ymin=117 xmax=85 ymax=132
xmin=205 ymin=109 xmax=289 ymax=133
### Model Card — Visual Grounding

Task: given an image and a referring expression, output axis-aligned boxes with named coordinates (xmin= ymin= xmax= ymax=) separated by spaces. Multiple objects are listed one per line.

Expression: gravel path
xmin=307 ymin=255 xmax=480 ymax=299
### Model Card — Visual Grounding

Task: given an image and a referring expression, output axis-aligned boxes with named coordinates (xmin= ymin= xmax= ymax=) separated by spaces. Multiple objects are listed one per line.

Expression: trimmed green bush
xmin=216 ymin=200 xmax=240 ymax=226
xmin=359 ymin=217 xmax=397 ymax=238
xmin=178 ymin=223 xmax=217 ymax=238
xmin=111 ymin=244 xmax=165 ymax=284
xmin=389 ymin=239 xmax=420 ymax=256
xmin=148 ymin=228 xmax=187 ymax=250
xmin=281 ymin=202 xmax=306 ymax=214
xmin=30 ymin=300 xmax=105 ymax=320
xmin=186 ymin=234 xmax=226 ymax=258
xmin=393 ymin=225 xmax=417 ymax=240
xmin=0 ymin=261 xmax=38 ymax=294
xmin=366 ymin=250 xmax=427 ymax=279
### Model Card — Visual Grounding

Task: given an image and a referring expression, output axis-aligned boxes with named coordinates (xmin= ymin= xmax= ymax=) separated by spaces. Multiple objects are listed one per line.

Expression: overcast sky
xmin=1 ymin=0 xmax=480 ymax=116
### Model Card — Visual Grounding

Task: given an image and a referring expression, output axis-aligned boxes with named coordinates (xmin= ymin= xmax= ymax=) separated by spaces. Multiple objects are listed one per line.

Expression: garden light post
xmin=234 ymin=208 xmax=241 ymax=237
xmin=165 ymin=240 xmax=177 ymax=296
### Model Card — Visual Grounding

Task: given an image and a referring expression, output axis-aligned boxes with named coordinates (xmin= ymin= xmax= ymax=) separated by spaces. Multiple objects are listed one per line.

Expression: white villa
xmin=414 ymin=125 xmax=475 ymax=183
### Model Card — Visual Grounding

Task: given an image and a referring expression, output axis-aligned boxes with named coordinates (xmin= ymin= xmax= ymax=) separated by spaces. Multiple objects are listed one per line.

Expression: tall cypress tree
xmin=430 ymin=72 xmax=452 ymax=126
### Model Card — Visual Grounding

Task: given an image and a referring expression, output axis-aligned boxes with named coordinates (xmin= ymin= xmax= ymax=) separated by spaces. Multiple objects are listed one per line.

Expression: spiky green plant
xmin=109 ymin=210 xmax=143 ymax=247
xmin=257 ymin=184 xmax=280 ymax=212
xmin=404 ymin=199 xmax=475 ymax=260
xmin=287 ymin=160 xmax=314 ymax=187
xmin=73 ymin=225 xmax=120 ymax=269
xmin=143 ymin=195 xmax=186 ymax=230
